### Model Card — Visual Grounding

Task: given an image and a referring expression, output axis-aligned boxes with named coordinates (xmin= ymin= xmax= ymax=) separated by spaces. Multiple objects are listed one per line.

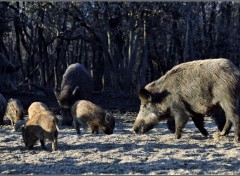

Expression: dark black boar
xmin=0 ymin=93 xmax=7 ymax=125
xmin=133 ymin=58 xmax=240 ymax=142
xmin=71 ymin=100 xmax=115 ymax=135
xmin=22 ymin=111 xmax=59 ymax=151
xmin=5 ymin=98 xmax=24 ymax=126
xmin=55 ymin=63 xmax=93 ymax=126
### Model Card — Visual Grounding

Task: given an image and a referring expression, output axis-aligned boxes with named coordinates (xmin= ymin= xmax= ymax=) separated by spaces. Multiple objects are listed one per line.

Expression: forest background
xmin=0 ymin=1 xmax=239 ymax=93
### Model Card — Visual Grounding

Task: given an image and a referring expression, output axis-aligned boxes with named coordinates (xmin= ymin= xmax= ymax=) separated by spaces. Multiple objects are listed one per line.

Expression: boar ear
xmin=105 ymin=113 xmax=110 ymax=123
xmin=72 ymin=86 xmax=80 ymax=96
xmin=105 ymin=112 xmax=113 ymax=123
xmin=138 ymin=88 xmax=152 ymax=102
xmin=152 ymin=90 xmax=170 ymax=103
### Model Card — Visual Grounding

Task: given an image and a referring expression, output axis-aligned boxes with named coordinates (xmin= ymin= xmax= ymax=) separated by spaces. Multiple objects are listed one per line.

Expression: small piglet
xmin=22 ymin=111 xmax=59 ymax=151
xmin=28 ymin=102 xmax=49 ymax=119
xmin=71 ymin=100 xmax=115 ymax=135
xmin=5 ymin=98 xmax=24 ymax=126
xmin=28 ymin=102 xmax=59 ymax=124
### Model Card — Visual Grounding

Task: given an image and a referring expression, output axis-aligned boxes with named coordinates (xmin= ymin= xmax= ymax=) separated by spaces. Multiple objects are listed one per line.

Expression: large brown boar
xmin=133 ymin=58 xmax=240 ymax=142
xmin=0 ymin=93 xmax=7 ymax=125
xmin=5 ymin=98 xmax=24 ymax=126
xmin=55 ymin=63 xmax=93 ymax=126
xmin=22 ymin=111 xmax=59 ymax=151
xmin=71 ymin=100 xmax=115 ymax=135
xmin=28 ymin=102 xmax=49 ymax=119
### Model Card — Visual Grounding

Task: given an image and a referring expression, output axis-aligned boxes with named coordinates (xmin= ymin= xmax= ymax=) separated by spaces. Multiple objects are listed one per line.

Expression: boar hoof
xmin=201 ymin=130 xmax=209 ymax=137
xmin=175 ymin=133 xmax=181 ymax=139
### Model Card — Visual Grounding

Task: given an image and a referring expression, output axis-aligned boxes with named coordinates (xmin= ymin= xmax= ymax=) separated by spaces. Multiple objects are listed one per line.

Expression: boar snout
xmin=27 ymin=145 xmax=34 ymax=150
xmin=133 ymin=120 xmax=155 ymax=134
xmin=133 ymin=120 xmax=145 ymax=134
xmin=104 ymin=129 xmax=114 ymax=135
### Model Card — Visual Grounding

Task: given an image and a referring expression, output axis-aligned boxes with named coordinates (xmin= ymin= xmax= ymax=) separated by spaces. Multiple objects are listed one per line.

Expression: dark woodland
xmin=1 ymin=2 xmax=240 ymax=174
xmin=0 ymin=1 xmax=240 ymax=95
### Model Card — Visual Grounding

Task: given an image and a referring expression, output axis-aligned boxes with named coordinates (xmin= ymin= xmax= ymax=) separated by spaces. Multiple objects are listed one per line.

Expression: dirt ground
xmin=0 ymin=91 xmax=240 ymax=175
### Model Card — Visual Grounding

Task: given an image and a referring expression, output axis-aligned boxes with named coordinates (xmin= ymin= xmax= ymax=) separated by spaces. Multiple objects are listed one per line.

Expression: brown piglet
xmin=5 ymin=98 xmax=24 ymax=126
xmin=71 ymin=100 xmax=115 ymax=135
xmin=22 ymin=111 xmax=59 ymax=151
xmin=28 ymin=102 xmax=49 ymax=119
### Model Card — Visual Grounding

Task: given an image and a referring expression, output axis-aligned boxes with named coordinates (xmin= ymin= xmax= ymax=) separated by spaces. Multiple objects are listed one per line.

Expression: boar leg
xmin=219 ymin=119 xmax=232 ymax=136
xmin=40 ymin=139 xmax=47 ymax=150
xmin=74 ymin=121 xmax=81 ymax=134
xmin=61 ymin=108 xmax=73 ymax=126
xmin=220 ymin=103 xmax=240 ymax=142
xmin=174 ymin=114 xmax=189 ymax=139
xmin=27 ymin=136 xmax=38 ymax=150
xmin=210 ymin=106 xmax=226 ymax=132
xmin=167 ymin=115 xmax=209 ymax=137
xmin=51 ymin=131 xmax=58 ymax=151
xmin=166 ymin=118 xmax=175 ymax=134
xmin=91 ymin=126 xmax=99 ymax=134
xmin=10 ymin=120 xmax=14 ymax=126
xmin=191 ymin=115 xmax=209 ymax=137
xmin=220 ymin=116 xmax=240 ymax=143
xmin=235 ymin=122 xmax=240 ymax=142
xmin=52 ymin=138 xmax=57 ymax=151
xmin=172 ymin=102 xmax=190 ymax=139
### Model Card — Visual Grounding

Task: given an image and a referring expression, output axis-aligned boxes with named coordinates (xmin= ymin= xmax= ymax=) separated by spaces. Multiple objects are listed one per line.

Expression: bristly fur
xmin=133 ymin=58 xmax=240 ymax=142
xmin=71 ymin=100 xmax=115 ymax=135
xmin=28 ymin=102 xmax=49 ymax=119
xmin=22 ymin=111 xmax=59 ymax=151
xmin=5 ymin=98 xmax=24 ymax=126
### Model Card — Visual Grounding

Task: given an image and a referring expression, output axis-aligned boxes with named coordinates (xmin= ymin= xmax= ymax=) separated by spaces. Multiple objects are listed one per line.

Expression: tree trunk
xmin=140 ymin=11 xmax=148 ymax=87
xmin=124 ymin=9 xmax=140 ymax=92
xmin=184 ymin=4 xmax=195 ymax=61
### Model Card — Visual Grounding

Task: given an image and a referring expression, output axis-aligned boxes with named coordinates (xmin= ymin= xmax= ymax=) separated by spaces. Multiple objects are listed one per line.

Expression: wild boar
xmin=22 ymin=111 xmax=59 ymax=151
xmin=55 ymin=63 xmax=93 ymax=126
xmin=28 ymin=102 xmax=49 ymax=119
xmin=5 ymin=98 xmax=24 ymax=126
xmin=0 ymin=93 xmax=7 ymax=125
xmin=133 ymin=58 xmax=240 ymax=142
xmin=71 ymin=100 xmax=115 ymax=135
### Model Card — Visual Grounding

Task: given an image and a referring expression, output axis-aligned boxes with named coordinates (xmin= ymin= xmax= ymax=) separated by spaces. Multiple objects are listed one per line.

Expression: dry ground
xmin=1 ymin=111 xmax=240 ymax=175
